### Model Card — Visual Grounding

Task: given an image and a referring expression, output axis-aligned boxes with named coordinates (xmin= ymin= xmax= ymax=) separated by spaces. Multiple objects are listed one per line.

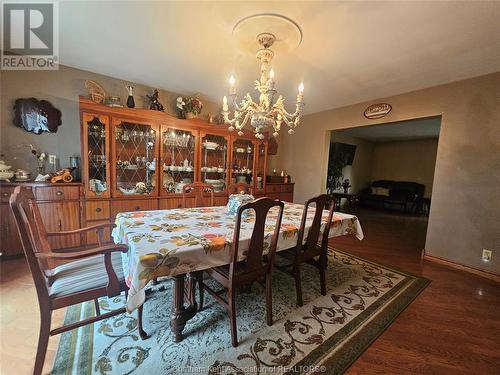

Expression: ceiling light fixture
xmin=222 ymin=15 xmax=305 ymax=139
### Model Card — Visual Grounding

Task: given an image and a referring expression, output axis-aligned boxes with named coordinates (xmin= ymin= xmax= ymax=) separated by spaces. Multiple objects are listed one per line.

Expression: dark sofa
xmin=360 ymin=180 xmax=425 ymax=213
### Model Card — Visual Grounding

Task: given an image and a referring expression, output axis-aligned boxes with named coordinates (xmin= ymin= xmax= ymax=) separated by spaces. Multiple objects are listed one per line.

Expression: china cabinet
xmin=111 ymin=118 xmax=159 ymax=197
xmin=80 ymin=96 xmax=267 ymax=201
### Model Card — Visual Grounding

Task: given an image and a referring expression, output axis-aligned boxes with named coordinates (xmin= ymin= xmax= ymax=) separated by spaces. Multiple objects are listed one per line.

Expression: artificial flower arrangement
xmin=30 ymin=145 xmax=47 ymax=174
xmin=176 ymin=95 xmax=203 ymax=119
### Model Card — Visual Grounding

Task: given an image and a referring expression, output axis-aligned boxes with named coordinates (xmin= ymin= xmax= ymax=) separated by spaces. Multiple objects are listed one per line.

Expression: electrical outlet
xmin=48 ymin=155 xmax=57 ymax=164
xmin=482 ymin=249 xmax=492 ymax=262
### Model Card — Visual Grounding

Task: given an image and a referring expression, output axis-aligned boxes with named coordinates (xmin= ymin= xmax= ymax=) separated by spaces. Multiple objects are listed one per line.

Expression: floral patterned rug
xmin=52 ymin=248 xmax=429 ymax=375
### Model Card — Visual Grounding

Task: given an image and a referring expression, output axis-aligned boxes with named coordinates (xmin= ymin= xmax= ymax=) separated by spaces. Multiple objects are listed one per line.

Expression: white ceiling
xmin=59 ymin=1 xmax=500 ymax=114
xmin=333 ymin=116 xmax=441 ymax=142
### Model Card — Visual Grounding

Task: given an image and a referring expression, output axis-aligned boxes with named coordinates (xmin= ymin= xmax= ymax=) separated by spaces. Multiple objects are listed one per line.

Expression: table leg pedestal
xmin=170 ymin=273 xmax=198 ymax=342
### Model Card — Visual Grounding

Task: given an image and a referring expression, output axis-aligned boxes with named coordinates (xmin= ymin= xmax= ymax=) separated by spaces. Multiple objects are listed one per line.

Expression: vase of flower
xmin=30 ymin=146 xmax=47 ymax=177
xmin=176 ymin=96 xmax=203 ymax=119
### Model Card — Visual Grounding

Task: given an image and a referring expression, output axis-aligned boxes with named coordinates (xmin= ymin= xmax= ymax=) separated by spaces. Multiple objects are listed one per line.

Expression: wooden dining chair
xmin=228 ymin=182 xmax=253 ymax=195
xmin=276 ymin=194 xmax=335 ymax=306
xmin=182 ymin=182 xmax=215 ymax=207
xmin=197 ymin=197 xmax=284 ymax=347
xmin=9 ymin=186 xmax=147 ymax=375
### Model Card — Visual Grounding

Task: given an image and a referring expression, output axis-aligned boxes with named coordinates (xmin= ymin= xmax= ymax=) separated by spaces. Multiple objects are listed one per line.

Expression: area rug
xmin=52 ymin=248 xmax=429 ymax=375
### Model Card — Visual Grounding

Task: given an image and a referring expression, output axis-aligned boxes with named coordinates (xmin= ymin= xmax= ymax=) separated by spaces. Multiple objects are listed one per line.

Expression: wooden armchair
xmin=182 ymin=182 xmax=215 ymax=207
xmin=228 ymin=182 xmax=253 ymax=195
xmin=276 ymin=194 xmax=335 ymax=306
xmin=9 ymin=186 xmax=147 ymax=375
xmin=197 ymin=197 xmax=284 ymax=347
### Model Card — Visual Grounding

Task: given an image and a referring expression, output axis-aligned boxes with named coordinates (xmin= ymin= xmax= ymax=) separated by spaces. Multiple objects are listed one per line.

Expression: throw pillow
xmin=377 ymin=187 xmax=390 ymax=196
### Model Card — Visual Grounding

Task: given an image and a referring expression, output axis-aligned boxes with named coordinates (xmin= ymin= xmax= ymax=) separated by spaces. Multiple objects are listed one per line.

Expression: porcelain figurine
xmin=147 ymin=89 xmax=164 ymax=112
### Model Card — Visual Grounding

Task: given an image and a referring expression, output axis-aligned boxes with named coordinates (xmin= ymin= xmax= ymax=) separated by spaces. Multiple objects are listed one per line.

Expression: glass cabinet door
xmin=255 ymin=141 xmax=268 ymax=194
xmin=113 ymin=120 xmax=158 ymax=196
xmin=160 ymin=127 xmax=197 ymax=194
xmin=200 ymin=133 xmax=229 ymax=193
xmin=82 ymin=113 xmax=110 ymax=198
xmin=231 ymin=138 xmax=254 ymax=187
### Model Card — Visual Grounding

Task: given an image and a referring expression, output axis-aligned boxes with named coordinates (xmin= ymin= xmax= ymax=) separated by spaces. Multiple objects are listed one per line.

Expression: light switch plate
xmin=49 ymin=155 xmax=57 ymax=164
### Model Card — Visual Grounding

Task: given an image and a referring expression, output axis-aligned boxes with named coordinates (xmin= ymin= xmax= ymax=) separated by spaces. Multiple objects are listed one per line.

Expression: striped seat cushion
xmin=50 ymin=252 xmax=125 ymax=298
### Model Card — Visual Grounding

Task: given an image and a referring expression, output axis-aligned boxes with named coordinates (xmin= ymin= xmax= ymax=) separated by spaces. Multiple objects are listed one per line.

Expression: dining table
xmin=112 ymin=202 xmax=364 ymax=342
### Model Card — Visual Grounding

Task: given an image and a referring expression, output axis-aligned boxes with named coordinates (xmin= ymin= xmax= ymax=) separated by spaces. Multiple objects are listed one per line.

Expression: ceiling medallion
xmin=222 ymin=14 xmax=305 ymax=139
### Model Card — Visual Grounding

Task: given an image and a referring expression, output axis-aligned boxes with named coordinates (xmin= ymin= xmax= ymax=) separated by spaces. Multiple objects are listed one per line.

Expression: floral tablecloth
xmin=112 ymin=203 xmax=364 ymax=312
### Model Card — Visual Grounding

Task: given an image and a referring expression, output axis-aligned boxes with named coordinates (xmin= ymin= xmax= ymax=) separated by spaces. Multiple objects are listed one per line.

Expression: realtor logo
xmin=1 ymin=1 xmax=59 ymax=70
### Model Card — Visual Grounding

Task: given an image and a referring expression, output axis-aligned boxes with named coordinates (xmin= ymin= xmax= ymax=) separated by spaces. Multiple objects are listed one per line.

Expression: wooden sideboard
xmin=0 ymin=182 xmax=83 ymax=258
xmin=0 ymin=181 xmax=294 ymax=259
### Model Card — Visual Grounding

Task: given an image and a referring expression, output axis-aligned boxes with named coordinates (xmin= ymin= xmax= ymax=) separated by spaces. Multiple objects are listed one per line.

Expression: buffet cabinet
xmin=0 ymin=182 xmax=83 ymax=258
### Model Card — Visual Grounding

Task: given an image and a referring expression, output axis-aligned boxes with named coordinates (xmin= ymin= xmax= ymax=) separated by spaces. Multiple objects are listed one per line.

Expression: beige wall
xmin=279 ymin=72 xmax=500 ymax=274
xmin=0 ymin=65 xmax=222 ymax=176
xmin=371 ymin=138 xmax=438 ymax=197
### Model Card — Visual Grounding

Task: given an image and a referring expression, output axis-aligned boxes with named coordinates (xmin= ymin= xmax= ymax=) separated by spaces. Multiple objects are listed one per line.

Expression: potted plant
xmin=326 ymin=152 xmax=347 ymax=195
xmin=176 ymin=96 xmax=203 ymax=119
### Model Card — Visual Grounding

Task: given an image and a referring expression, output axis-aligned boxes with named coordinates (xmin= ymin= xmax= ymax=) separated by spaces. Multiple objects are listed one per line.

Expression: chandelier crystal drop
xmin=222 ymin=32 xmax=305 ymax=139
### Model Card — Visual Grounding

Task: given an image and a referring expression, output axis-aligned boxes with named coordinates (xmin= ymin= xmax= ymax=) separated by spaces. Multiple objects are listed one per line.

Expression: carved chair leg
xmin=152 ymin=278 xmax=158 ymax=285
xmin=294 ymin=266 xmax=304 ymax=307
xmin=195 ymin=272 xmax=204 ymax=310
xmin=137 ymin=304 xmax=149 ymax=340
xmin=228 ymin=288 xmax=238 ymax=347
xmin=265 ymin=275 xmax=273 ymax=326
xmin=34 ymin=307 xmax=51 ymax=375
xmin=94 ymin=299 xmax=101 ymax=316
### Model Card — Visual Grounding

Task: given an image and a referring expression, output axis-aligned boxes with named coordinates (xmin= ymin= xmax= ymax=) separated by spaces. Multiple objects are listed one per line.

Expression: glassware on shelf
xmin=255 ymin=142 xmax=266 ymax=191
xmin=162 ymin=128 xmax=196 ymax=194
xmin=201 ymin=134 xmax=228 ymax=192
xmin=86 ymin=116 xmax=108 ymax=194
xmin=231 ymin=138 xmax=254 ymax=185
xmin=114 ymin=121 xmax=156 ymax=195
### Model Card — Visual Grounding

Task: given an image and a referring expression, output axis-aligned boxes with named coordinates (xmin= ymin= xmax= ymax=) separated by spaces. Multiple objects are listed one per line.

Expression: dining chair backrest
xmin=182 ymin=182 xmax=215 ymax=207
xmin=9 ymin=186 xmax=52 ymax=301
xmin=296 ymin=194 xmax=335 ymax=261
xmin=230 ymin=197 xmax=284 ymax=284
xmin=228 ymin=182 xmax=253 ymax=195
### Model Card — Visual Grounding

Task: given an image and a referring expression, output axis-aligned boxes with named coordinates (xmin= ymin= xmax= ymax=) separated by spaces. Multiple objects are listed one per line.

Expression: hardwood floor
xmin=334 ymin=209 xmax=500 ymax=375
xmin=0 ymin=208 xmax=498 ymax=374
xmin=0 ymin=257 xmax=65 ymax=375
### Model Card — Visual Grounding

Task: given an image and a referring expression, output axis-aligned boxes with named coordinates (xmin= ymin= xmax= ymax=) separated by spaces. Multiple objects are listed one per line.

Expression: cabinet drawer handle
xmin=2 ymin=192 xmax=8 ymax=197
xmin=56 ymin=191 xmax=63 ymax=196
xmin=134 ymin=206 xmax=141 ymax=211
xmin=95 ymin=207 xmax=102 ymax=213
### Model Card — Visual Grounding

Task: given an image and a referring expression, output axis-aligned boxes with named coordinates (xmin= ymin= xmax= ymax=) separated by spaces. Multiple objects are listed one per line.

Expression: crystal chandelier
xmin=222 ymin=33 xmax=305 ymax=139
